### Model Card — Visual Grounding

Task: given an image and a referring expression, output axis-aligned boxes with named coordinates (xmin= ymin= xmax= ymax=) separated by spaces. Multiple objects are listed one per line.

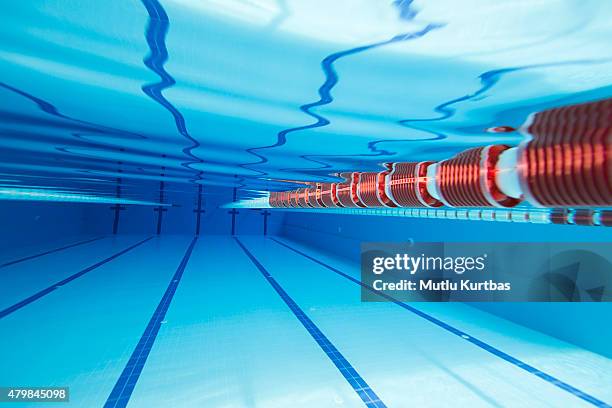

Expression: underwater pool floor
xmin=1 ymin=235 xmax=611 ymax=407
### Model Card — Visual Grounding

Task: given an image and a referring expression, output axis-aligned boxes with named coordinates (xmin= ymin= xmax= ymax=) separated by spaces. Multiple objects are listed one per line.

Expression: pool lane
xmin=0 ymin=235 xmax=149 ymax=313
xmin=0 ymin=235 xmax=194 ymax=408
xmin=104 ymin=237 xmax=198 ymax=408
xmin=0 ymin=236 xmax=105 ymax=268
xmin=0 ymin=237 xmax=152 ymax=319
xmin=0 ymin=235 xmax=103 ymax=266
xmin=269 ymin=237 xmax=612 ymax=407
xmin=240 ymin=236 xmax=612 ymax=408
xmin=125 ymin=236 xmax=364 ymax=408
xmin=235 ymin=237 xmax=386 ymax=408
xmin=268 ymin=237 xmax=612 ymax=406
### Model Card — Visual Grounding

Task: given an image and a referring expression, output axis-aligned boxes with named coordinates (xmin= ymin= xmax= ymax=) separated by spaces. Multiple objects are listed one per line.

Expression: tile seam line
xmin=0 ymin=236 xmax=153 ymax=319
xmin=103 ymin=236 xmax=198 ymax=408
xmin=0 ymin=236 xmax=107 ymax=268
xmin=234 ymin=237 xmax=387 ymax=408
xmin=269 ymin=237 xmax=611 ymax=408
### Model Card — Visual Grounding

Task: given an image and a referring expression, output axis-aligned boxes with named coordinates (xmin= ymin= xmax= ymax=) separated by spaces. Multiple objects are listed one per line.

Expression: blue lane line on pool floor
xmin=104 ymin=237 xmax=198 ymax=408
xmin=0 ymin=236 xmax=105 ymax=269
xmin=235 ymin=238 xmax=387 ymax=408
xmin=0 ymin=237 xmax=153 ymax=320
xmin=270 ymin=237 xmax=611 ymax=408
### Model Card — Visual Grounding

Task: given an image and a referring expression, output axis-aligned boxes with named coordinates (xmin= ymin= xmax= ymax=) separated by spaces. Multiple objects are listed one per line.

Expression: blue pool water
xmin=2 ymin=0 xmax=612 ymax=199
xmin=1 ymin=1 xmax=612 ymax=407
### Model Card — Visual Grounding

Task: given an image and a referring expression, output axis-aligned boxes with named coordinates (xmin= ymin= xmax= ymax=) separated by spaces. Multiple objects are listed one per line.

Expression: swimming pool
xmin=1 ymin=1 xmax=611 ymax=407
